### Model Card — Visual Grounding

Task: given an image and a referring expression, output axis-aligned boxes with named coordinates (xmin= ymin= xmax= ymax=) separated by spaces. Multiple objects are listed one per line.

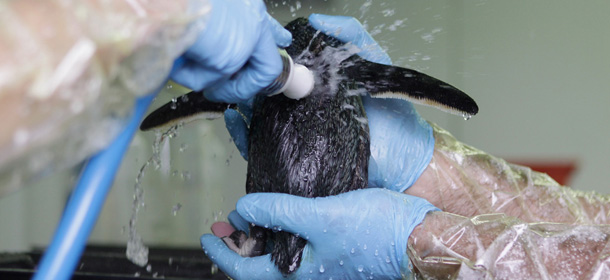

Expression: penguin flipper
xmin=344 ymin=59 xmax=479 ymax=118
xmin=140 ymin=91 xmax=236 ymax=131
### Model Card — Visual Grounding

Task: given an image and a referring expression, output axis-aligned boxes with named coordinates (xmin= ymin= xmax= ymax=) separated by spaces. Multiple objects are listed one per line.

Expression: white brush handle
xmin=263 ymin=49 xmax=314 ymax=100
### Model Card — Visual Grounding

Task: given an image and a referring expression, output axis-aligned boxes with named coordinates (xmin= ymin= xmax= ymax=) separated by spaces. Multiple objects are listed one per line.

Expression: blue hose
xmin=33 ymin=58 xmax=185 ymax=280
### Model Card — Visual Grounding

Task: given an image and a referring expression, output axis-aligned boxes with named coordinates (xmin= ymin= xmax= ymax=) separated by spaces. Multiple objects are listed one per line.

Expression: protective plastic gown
xmin=0 ymin=0 xmax=210 ymax=196
xmin=405 ymin=124 xmax=610 ymax=279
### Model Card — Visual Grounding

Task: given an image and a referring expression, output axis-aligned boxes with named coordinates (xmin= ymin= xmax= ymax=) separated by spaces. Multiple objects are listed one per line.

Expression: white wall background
xmin=1 ymin=0 xmax=609 ymax=252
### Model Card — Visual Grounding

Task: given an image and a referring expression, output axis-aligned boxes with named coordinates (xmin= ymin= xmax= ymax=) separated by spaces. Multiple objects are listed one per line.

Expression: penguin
xmin=140 ymin=18 xmax=478 ymax=275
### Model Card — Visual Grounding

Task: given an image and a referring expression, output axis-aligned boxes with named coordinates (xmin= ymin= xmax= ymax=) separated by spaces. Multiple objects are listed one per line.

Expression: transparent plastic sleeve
xmin=403 ymin=124 xmax=610 ymax=279
xmin=408 ymin=211 xmax=610 ymax=279
xmin=0 ymin=0 xmax=210 ymax=196
xmin=406 ymin=123 xmax=610 ymax=225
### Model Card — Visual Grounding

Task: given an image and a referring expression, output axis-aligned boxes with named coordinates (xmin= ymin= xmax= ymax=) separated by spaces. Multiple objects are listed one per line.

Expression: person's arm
xmin=407 ymin=124 xmax=610 ymax=224
xmin=204 ymin=189 xmax=610 ymax=279
xmin=0 ymin=0 xmax=207 ymax=195
xmin=408 ymin=211 xmax=610 ymax=279
xmin=0 ymin=0 xmax=290 ymax=195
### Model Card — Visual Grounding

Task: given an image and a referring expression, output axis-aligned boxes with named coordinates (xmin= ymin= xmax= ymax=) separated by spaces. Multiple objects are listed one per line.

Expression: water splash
xmin=387 ymin=19 xmax=406 ymax=31
xmin=359 ymin=0 xmax=373 ymax=18
xmin=381 ymin=9 xmax=395 ymax=17
xmin=421 ymin=28 xmax=443 ymax=43
xmin=293 ymin=33 xmax=363 ymax=100
xmin=126 ymin=125 xmax=180 ymax=267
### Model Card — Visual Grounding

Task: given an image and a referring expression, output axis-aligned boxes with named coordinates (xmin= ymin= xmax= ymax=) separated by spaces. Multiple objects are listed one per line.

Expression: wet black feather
xmin=246 ymin=18 xmax=370 ymax=274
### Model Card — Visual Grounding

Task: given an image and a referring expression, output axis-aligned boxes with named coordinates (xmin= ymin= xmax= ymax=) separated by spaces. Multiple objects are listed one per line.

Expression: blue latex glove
xmin=201 ymin=188 xmax=439 ymax=279
xmin=225 ymin=14 xmax=434 ymax=192
xmin=170 ymin=0 xmax=292 ymax=103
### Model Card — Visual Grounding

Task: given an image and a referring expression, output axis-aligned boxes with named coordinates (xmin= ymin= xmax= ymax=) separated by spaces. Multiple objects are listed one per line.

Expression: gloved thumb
xmin=228 ymin=210 xmax=250 ymax=232
xmin=200 ymin=234 xmax=282 ymax=279
xmin=308 ymin=13 xmax=391 ymax=65
xmin=267 ymin=14 xmax=292 ymax=47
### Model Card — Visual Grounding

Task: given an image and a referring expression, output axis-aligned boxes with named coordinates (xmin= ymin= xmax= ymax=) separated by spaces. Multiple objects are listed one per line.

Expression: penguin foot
xmin=221 ymin=229 xmax=266 ymax=257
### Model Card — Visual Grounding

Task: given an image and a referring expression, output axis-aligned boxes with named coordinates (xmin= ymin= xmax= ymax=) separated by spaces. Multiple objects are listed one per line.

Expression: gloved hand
xmin=201 ymin=188 xmax=439 ymax=279
xmin=225 ymin=14 xmax=434 ymax=192
xmin=170 ymin=0 xmax=292 ymax=103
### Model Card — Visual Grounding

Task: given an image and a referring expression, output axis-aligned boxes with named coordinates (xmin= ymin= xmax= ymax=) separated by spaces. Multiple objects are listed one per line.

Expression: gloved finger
xmin=169 ymin=59 xmax=224 ymax=91
xmin=362 ymin=95 xmax=434 ymax=192
xmin=236 ymin=193 xmax=327 ymax=239
xmin=308 ymin=13 xmax=392 ymax=65
xmin=224 ymin=109 xmax=249 ymax=160
xmin=267 ymin=13 xmax=292 ymax=47
xmin=205 ymin=28 xmax=282 ymax=103
xmin=228 ymin=210 xmax=250 ymax=233
xmin=200 ymin=234 xmax=282 ymax=279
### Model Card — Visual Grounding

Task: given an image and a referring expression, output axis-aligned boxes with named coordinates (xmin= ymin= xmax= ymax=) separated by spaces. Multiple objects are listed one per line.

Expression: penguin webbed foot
xmin=221 ymin=226 xmax=267 ymax=257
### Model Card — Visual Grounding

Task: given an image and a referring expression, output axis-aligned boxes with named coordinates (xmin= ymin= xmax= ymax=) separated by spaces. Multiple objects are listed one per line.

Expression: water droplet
xmin=381 ymin=9 xmax=395 ymax=17
xmin=146 ymin=264 xmax=152 ymax=272
xmin=385 ymin=256 xmax=391 ymax=263
xmin=323 ymin=229 xmax=327 ymax=233
xmin=363 ymin=244 xmax=367 ymax=250
xmin=319 ymin=264 xmax=325 ymax=273
xmin=266 ymin=267 xmax=270 ymax=272
xmin=179 ymin=143 xmax=188 ymax=152
xmin=351 ymin=248 xmax=355 ymax=254
xmin=374 ymin=250 xmax=379 ymax=256
xmin=181 ymin=171 xmax=191 ymax=181
xmin=357 ymin=265 xmax=364 ymax=272
xmin=171 ymin=203 xmax=182 ymax=216
xmin=339 ymin=260 xmax=344 ymax=266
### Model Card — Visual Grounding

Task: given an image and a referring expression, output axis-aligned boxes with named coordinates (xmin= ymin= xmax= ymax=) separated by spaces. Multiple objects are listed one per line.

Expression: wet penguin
xmin=140 ymin=18 xmax=478 ymax=275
